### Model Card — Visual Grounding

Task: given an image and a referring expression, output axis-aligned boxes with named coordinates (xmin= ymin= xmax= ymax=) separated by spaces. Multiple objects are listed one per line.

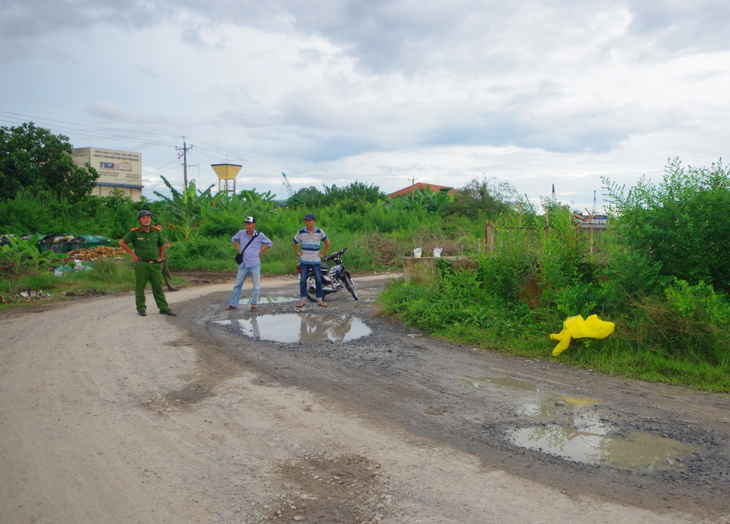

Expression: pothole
xmin=214 ymin=314 xmax=372 ymax=343
xmin=458 ymin=376 xmax=600 ymax=418
xmin=268 ymin=453 xmax=390 ymax=523
xmin=459 ymin=376 xmax=697 ymax=471
xmin=509 ymin=424 xmax=697 ymax=472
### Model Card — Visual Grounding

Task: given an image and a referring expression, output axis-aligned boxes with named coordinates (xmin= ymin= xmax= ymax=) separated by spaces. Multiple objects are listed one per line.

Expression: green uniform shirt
xmin=121 ymin=227 xmax=168 ymax=261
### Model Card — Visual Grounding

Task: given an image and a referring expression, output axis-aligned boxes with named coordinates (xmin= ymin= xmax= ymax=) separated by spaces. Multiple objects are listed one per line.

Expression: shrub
xmin=170 ymin=237 xmax=234 ymax=270
xmin=630 ymin=280 xmax=730 ymax=366
xmin=604 ymin=158 xmax=730 ymax=293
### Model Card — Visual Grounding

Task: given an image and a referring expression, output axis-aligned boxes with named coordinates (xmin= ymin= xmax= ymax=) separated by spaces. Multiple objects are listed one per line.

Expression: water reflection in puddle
xmin=509 ymin=425 xmax=696 ymax=472
xmin=520 ymin=395 xmax=601 ymax=418
xmin=458 ymin=377 xmax=600 ymax=418
xmin=459 ymin=376 xmax=696 ymax=471
xmin=215 ymin=314 xmax=371 ymax=343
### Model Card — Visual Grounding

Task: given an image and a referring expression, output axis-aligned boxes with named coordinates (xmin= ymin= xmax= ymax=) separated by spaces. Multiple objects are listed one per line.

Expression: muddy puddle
xmin=509 ymin=425 xmax=696 ymax=472
xmin=214 ymin=313 xmax=371 ymax=343
xmin=460 ymin=376 xmax=697 ymax=472
xmin=459 ymin=376 xmax=599 ymax=417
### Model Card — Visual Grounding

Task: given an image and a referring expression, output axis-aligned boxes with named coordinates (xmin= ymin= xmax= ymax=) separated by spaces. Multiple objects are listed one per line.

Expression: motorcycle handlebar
xmin=325 ymin=247 xmax=347 ymax=261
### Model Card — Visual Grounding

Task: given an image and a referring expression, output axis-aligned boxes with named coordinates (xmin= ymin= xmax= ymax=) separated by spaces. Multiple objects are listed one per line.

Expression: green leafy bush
xmin=169 ymin=237 xmax=234 ymax=270
xmin=604 ymin=158 xmax=730 ymax=292
xmin=627 ymin=280 xmax=730 ymax=367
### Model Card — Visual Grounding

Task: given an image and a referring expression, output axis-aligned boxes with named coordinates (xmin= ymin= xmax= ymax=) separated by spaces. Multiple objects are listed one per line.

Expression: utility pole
xmin=410 ymin=176 xmax=417 ymax=201
xmin=176 ymin=137 xmax=193 ymax=189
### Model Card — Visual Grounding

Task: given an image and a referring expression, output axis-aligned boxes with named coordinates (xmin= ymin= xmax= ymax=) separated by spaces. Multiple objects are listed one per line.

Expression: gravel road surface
xmin=2 ymin=274 xmax=729 ymax=524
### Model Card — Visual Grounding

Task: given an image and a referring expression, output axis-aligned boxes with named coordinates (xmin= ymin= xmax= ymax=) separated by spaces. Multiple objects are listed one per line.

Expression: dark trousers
xmin=161 ymin=251 xmax=174 ymax=291
xmin=299 ymin=262 xmax=323 ymax=300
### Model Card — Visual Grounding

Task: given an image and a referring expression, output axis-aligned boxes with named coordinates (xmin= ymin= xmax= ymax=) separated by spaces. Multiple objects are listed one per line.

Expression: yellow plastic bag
xmin=550 ymin=314 xmax=615 ymax=356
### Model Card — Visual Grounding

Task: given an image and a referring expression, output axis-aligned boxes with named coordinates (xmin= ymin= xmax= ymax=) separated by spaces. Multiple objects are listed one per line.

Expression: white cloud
xmin=0 ymin=0 xmax=728 ymax=211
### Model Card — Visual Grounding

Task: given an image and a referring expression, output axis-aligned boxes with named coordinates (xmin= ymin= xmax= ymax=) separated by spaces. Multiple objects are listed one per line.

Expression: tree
xmin=323 ymin=181 xmax=384 ymax=204
xmin=603 ymin=158 xmax=730 ymax=292
xmin=447 ymin=178 xmax=517 ymax=219
xmin=0 ymin=122 xmax=99 ymax=203
xmin=287 ymin=186 xmax=328 ymax=208
xmin=153 ymin=176 xmax=214 ymax=241
xmin=287 ymin=182 xmax=384 ymax=208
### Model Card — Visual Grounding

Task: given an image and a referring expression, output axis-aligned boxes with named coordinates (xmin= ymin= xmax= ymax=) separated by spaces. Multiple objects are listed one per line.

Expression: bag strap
xmin=240 ymin=231 xmax=260 ymax=257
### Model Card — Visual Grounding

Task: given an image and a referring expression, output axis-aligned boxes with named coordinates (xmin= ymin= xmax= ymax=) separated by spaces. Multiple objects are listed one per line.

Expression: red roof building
xmin=388 ymin=182 xmax=458 ymax=198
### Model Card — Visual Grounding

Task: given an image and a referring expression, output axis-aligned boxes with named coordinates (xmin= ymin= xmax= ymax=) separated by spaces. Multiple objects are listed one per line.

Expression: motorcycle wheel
xmin=343 ymin=275 xmax=359 ymax=300
xmin=305 ymin=276 xmax=318 ymax=303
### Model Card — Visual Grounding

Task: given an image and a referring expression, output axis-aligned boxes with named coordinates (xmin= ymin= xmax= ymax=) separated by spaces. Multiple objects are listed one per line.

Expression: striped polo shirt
xmin=293 ymin=227 xmax=328 ymax=263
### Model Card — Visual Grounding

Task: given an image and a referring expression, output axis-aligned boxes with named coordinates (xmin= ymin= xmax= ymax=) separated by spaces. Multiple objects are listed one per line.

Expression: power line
xmin=145 ymin=157 xmax=180 ymax=177
xmin=0 ymin=109 xmax=410 ymax=186
xmin=0 ymin=110 xmax=179 ymax=138
xmin=190 ymin=141 xmax=405 ymax=183
xmin=0 ymin=110 xmax=179 ymax=148
xmin=191 ymin=140 xmax=339 ymax=178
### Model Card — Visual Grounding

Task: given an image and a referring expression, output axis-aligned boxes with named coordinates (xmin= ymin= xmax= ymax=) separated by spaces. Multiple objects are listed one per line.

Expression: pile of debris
xmin=65 ymin=246 xmax=124 ymax=261
xmin=0 ymin=290 xmax=52 ymax=304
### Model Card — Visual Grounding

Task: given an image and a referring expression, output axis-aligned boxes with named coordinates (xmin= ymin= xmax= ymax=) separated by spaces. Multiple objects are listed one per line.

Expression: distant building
xmin=388 ymin=182 xmax=458 ymax=198
xmin=575 ymin=214 xmax=608 ymax=230
xmin=72 ymin=147 xmax=143 ymax=201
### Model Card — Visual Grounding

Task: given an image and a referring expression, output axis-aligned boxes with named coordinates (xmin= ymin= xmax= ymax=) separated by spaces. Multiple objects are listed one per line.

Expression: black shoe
xmin=160 ymin=309 xmax=177 ymax=316
xmin=138 ymin=310 xmax=147 ymax=316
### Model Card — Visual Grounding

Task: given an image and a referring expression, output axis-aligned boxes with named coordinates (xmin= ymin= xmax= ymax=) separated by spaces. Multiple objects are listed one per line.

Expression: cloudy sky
xmin=1 ymin=0 xmax=729 ymax=210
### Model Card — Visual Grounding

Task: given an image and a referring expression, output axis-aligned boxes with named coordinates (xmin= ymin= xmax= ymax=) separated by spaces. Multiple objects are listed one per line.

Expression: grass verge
xmin=0 ymin=258 xmax=185 ymax=312
xmin=377 ymin=277 xmax=730 ymax=393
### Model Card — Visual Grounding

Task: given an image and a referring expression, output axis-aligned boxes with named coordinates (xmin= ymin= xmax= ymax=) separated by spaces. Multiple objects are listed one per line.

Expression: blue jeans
xmin=300 ymin=262 xmax=323 ymax=300
xmin=230 ymin=264 xmax=261 ymax=306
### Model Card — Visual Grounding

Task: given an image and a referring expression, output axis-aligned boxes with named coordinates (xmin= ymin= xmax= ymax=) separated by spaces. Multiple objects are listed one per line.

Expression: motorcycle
xmin=297 ymin=247 xmax=358 ymax=302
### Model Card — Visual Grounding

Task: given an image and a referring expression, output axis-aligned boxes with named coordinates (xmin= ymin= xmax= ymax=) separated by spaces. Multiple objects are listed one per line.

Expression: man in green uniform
xmin=119 ymin=210 xmax=177 ymax=317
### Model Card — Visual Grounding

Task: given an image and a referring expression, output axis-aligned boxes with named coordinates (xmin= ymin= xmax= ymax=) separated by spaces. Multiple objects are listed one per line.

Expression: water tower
xmin=211 ymin=163 xmax=242 ymax=194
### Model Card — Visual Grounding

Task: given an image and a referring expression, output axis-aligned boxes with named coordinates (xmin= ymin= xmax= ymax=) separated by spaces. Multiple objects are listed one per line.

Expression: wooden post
xmin=486 ymin=220 xmax=495 ymax=253
xmin=589 ymin=224 xmax=594 ymax=260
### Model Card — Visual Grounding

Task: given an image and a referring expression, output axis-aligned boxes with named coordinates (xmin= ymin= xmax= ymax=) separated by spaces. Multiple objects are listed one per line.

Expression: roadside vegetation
xmin=1 ymin=122 xmax=729 ymax=391
xmin=379 ymin=159 xmax=730 ymax=392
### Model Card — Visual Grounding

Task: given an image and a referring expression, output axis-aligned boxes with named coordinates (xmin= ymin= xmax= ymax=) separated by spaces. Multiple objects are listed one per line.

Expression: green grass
xmin=377 ymin=277 xmax=730 ymax=393
xmin=0 ymin=258 xmax=185 ymax=312
xmin=162 ymin=228 xmax=471 ymax=275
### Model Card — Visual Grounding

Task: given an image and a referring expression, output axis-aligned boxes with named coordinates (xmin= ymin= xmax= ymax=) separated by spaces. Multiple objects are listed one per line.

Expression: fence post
xmin=589 ymin=224 xmax=594 ymax=260
xmin=486 ymin=220 xmax=495 ymax=253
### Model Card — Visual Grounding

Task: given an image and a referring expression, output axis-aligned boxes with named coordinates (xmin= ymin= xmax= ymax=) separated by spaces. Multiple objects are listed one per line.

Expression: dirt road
xmin=1 ymin=275 xmax=729 ymax=524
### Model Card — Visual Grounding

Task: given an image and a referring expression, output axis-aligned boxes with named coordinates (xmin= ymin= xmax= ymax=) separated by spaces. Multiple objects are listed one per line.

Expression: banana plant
xmin=153 ymin=176 xmax=215 ymax=241
xmin=0 ymin=234 xmax=66 ymax=273
xmin=388 ymin=186 xmax=454 ymax=214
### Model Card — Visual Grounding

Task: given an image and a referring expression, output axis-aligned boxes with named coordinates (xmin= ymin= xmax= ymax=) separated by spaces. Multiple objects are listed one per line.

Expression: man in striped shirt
xmin=293 ymin=213 xmax=330 ymax=307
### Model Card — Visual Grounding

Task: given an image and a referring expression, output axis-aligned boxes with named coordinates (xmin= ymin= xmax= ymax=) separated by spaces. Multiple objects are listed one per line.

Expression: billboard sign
xmin=73 ymin=148 xmax=142 ymax=187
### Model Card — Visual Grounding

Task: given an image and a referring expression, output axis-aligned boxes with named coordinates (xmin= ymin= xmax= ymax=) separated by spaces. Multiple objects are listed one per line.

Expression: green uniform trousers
xmin=135 ymin=262 xmax=170 ymax=312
